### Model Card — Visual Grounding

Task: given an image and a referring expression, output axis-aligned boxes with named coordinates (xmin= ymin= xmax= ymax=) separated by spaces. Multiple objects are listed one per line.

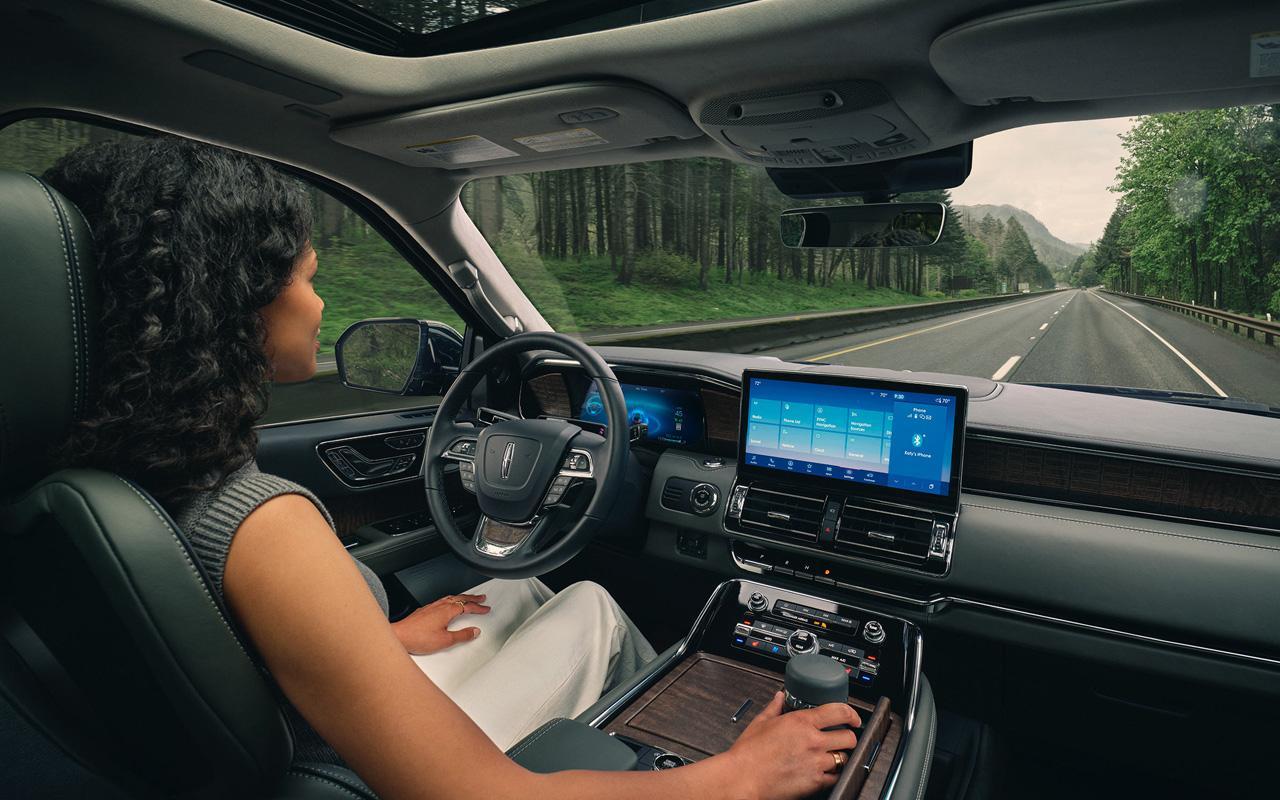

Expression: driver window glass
xmin=0 ymin=117 xmax=469 ymax=424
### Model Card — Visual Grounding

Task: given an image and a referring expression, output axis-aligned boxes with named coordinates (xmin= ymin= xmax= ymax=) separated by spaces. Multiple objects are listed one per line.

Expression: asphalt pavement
xmin=762 ymin=289 xmax=1280 ymax=408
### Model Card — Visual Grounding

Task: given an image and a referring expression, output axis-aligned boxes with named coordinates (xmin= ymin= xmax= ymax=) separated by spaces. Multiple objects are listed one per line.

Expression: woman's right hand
xmin=722 ymin=691 xmax=862 ymax=800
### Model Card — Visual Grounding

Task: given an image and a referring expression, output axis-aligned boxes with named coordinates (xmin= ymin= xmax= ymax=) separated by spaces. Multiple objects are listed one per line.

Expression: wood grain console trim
xmin=603 ymin=652 xmax=901 ymax=799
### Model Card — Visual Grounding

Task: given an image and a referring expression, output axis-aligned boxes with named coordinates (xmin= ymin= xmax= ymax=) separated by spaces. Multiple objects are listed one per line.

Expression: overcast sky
xmin=950 ymin=117 xmax=1134 ymax=246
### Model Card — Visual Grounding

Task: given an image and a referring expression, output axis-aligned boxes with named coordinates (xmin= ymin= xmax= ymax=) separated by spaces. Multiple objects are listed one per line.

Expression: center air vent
xmin=738 ymin=486 xmax=825 ymax=542
xmin=835 ymin=501 xmax=934 ymax=564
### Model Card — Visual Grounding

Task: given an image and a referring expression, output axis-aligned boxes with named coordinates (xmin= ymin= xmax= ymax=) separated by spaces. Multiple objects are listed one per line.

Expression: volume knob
xmin=863 ymin=620 xmax=886 ymax=644
xmin=747 ymin=592 xmax=768 ymax=612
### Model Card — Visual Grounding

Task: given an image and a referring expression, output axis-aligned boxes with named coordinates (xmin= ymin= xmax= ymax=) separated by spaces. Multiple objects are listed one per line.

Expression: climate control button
xmin=787 ymin=629 xmax=818 ymax=656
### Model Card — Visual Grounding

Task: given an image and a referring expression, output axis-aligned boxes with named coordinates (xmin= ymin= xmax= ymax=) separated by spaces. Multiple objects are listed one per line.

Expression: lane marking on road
xmin=1089 ymin=291 xmax=1227 ymax=397
xmin=804 ymin=293 xmax=1063 ymax=362
xmin=1039 ymin=323 xmax=1049 ymax=331
xmin=992 ymin=355 xmax=1021 ymax=381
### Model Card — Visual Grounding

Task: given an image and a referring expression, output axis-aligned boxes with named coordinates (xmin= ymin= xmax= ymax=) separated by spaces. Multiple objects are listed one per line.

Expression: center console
xmin=588 ymin=578 xmax=923 ymax=799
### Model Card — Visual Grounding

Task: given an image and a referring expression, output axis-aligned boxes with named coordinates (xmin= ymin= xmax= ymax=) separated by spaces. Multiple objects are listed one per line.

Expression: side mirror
xmin=779 ymin=202 xmax=945 ymax=248
xmin=335 ymin=318 xmax=463 ymax=396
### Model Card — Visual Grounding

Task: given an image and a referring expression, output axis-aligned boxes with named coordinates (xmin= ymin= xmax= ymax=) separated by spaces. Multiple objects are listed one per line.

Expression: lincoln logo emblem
xmin=500 ymin=442 xmax=516 ymax=480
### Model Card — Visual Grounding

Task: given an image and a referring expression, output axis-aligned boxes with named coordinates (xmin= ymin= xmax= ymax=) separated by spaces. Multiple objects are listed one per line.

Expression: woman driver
xmin=45 ymin=136 xmax=860 ymax=799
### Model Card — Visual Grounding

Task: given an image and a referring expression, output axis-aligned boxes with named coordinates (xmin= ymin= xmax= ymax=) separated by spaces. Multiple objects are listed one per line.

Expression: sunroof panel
xmin=345 ymin=0 xmax=548 ymax=35
xmin=220 ymin=0 xmax=756 ymax=56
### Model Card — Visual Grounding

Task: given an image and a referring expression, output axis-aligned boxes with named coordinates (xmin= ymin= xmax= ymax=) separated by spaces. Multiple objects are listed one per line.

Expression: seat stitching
xmin=913 ymin=711 xmax=935 ymax=800
xmin=506 ymin=717 xmax=566 ymax=759
xmin=964 ymin=502 xmax=1280 ymax=553
xmin=25 ymin=175 xmax=79 ymax=417
xmin=114 ymin=477 xmax=255 ymax=664
xmin=48 ymin=187 xmax=89 ymax=412
xmin=300 ymin=764 xmax=373 ymax=792
xmin=286 ymin=770 xmax=370 ymax=800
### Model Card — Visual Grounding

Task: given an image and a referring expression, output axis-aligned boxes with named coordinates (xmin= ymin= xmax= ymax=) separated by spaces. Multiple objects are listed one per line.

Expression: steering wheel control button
xmin=689 ymin=482 xmax=720 ymax=515
xmin=787 ymin=629 xmax=818 ymax=656
xmin=863 ymin=620 xmax=886 ymax=644
xmin=447 ymin=439 xmax=477 ymax=458
xmin=747 ymin=591 xmax=768 ymax=612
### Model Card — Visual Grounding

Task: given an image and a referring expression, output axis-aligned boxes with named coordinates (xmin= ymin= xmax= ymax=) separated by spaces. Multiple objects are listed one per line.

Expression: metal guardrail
xmin=579 ymin=289 xmax=1068 ymax=354
xmin=1101 ymin=289 xmax=1280 ymax=348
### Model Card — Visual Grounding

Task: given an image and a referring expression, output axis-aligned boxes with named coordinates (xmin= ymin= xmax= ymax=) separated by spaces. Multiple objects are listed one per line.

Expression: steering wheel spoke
xmin=472 ymin=515 xmax=546 ymax=558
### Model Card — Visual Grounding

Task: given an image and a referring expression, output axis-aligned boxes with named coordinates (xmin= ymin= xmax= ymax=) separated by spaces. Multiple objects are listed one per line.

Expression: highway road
xmin=762 ymin=289 xmax=1280 ymax=408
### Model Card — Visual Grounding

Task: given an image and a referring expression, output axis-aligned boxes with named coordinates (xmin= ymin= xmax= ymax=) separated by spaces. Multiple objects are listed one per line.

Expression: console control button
xmin=787 ymin=629 xmax=818 ymax=656
xmin=747 ymin=592 xmax=767 ymax=612
xmin=863 ymin=620 xmax=886 ymax=645
xmin=689 ymin=483 xmax=719 ymax=515
xmin=653 ymin=753 xmax=686 ymax=770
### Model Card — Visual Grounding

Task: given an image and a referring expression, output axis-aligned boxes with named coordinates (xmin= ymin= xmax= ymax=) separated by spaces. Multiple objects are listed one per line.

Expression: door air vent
xmin=835 ymin=500 xmax=934 ymax=564
xmin=738 ymin=486 xmax=825 ymax=542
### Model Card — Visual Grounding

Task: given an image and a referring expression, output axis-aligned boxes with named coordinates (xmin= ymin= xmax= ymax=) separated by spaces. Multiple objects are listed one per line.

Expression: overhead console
xmin=694 ymin=80 xmax=930 ymax=167
xmin=331 ymin=81 xmax=703 ymax=169
xmin=724 ymin=370 xmax=967 ymax=575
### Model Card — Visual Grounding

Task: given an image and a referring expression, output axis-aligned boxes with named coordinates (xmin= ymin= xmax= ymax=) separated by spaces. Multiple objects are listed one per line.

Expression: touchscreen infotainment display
xmin=581 ymin=382 xmax=705 ymax=446
xmin=739 ymin=371 xmax=966 ymax=504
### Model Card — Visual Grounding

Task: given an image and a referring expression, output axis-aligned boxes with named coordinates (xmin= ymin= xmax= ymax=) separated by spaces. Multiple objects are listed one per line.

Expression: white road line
xmin=992 ymin=355 xmax=1021 ymax=381
xmin=1039 ymin=323 xmax=1048 ymax=331
xmin=1090 ymin=291 xmax=1227 ymax=397
xmin=805 ymin=293 xmax=1060 ymax=362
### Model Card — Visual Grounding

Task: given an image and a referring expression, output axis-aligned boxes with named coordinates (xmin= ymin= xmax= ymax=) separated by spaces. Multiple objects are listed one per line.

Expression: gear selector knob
xmin=783 ymin=653 xmax=848 ymax=712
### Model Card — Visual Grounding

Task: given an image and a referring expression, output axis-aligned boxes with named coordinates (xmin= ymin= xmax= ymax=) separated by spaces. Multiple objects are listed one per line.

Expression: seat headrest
xmin=0 ymin=169 xmax=99 ymax=494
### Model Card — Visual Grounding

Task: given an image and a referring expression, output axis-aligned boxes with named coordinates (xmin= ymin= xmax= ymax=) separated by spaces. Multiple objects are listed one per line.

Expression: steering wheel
xmin=423 ymin=332 xmax=629 ymax=578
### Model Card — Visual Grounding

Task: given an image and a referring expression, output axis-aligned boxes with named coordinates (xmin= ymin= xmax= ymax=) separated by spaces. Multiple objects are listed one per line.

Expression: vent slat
xmin=740 ymin=486 xmax=824 ymax=541
xmin=835 ymin=499 xmax=932 ymax=562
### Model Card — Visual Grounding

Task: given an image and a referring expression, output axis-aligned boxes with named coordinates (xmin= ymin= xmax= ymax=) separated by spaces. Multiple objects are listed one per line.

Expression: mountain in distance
xmin=953 ymin=204 xmax=1087 ymax=270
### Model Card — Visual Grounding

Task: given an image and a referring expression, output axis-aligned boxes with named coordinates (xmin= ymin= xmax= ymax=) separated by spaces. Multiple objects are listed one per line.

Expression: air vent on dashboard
xmin=725 ymin=479 xmax=955 ymax=574
xmin=835 ymin=501 xmax=934 ymax=564
xmin=738 ymin=486 xmax=825 ymax=542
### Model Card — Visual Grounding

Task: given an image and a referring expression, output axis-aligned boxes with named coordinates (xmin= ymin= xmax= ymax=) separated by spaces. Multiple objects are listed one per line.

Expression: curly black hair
xmin=43 ymin=136 xmax=313 ymax=510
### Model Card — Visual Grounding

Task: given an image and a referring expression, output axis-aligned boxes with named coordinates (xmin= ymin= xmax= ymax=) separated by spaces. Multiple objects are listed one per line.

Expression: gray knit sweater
xmin=174 ymin=459 xmax=389 ymax=765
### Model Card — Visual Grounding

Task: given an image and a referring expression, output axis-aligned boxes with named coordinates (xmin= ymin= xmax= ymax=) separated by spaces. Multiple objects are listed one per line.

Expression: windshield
xmin=461 ymin=107 xmax=1280 ymax=412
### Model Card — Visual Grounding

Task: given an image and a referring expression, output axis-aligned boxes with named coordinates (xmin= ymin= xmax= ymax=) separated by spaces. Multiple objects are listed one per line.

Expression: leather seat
xmin=0 ymin=169 xmax=375 ymax=799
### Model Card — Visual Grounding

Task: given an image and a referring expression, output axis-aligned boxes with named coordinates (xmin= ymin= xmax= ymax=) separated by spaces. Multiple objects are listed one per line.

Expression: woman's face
xmin=261 ymin=246 xmax=324 ymax=383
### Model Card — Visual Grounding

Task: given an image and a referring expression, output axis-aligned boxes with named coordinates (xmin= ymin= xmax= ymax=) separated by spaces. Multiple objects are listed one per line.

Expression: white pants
xmin=409 ymin=578 xmax=657 ymax=751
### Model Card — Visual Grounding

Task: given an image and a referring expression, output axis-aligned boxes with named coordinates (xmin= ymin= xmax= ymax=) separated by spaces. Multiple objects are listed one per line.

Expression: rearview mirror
xmin=335 ymin=318 xmax=463 ymax=396
xmin=779 ymin=202 xmax=945 ymax=248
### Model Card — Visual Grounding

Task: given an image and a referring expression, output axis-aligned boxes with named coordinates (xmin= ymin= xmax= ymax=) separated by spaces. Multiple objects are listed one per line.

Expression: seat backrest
xmin=0 ymin=170 xmax=293 ymax=797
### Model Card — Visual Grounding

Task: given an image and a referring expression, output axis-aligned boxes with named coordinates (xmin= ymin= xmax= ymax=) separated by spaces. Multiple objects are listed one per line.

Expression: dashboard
xmin=511 ymin=349 xmax=1280 ymax=690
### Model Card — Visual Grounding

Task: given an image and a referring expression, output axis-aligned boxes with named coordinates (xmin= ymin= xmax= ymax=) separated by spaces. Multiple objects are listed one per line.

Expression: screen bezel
xmin=737 ymin=369 xmax=968 ymax=512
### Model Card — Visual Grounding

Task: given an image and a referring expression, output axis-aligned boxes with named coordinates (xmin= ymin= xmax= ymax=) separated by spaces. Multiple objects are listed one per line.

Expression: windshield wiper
xmin=1026 ymin=383 xmax=1280 ymax=419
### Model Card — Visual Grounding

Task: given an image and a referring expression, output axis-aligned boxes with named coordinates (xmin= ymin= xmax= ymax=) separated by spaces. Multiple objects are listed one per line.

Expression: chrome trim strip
xmin=881 ymin=629 xmax=924 ymax=800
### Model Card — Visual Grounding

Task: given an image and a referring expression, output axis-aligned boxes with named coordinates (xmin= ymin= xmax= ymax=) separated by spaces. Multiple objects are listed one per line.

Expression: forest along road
xmin=762 ymin=288 xmax=1280 ymax=407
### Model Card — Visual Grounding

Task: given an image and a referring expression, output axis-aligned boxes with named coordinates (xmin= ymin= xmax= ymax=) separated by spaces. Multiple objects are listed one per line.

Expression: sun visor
xmin=931 ymin=0 xmax=1280 ymax=105
xmin=330 ymin=82 xmax=702 ymax=168
xmin=767 ymin=142 xmax=972 ymax=200
xmin=693 ymin=81 xmax=931 ymax=167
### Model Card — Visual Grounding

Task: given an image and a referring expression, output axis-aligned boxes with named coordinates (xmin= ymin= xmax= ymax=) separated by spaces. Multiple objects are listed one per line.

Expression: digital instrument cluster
xmin=580 ymin=382 xmax=705 ymax=446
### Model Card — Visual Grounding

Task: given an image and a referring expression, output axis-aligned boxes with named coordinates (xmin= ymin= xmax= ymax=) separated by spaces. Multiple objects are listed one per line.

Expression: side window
xmin=0 ymin=118 xmax=468 ymax=425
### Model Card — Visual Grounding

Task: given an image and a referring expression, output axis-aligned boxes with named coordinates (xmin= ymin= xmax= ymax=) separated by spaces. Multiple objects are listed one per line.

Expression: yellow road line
xmin=804 ymin=293 xmax=1063 ymax=362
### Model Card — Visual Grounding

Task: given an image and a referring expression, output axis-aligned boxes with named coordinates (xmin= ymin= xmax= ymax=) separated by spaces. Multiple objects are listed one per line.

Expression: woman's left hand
xmin=391 ymin=593 xmax=490 ymax=655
